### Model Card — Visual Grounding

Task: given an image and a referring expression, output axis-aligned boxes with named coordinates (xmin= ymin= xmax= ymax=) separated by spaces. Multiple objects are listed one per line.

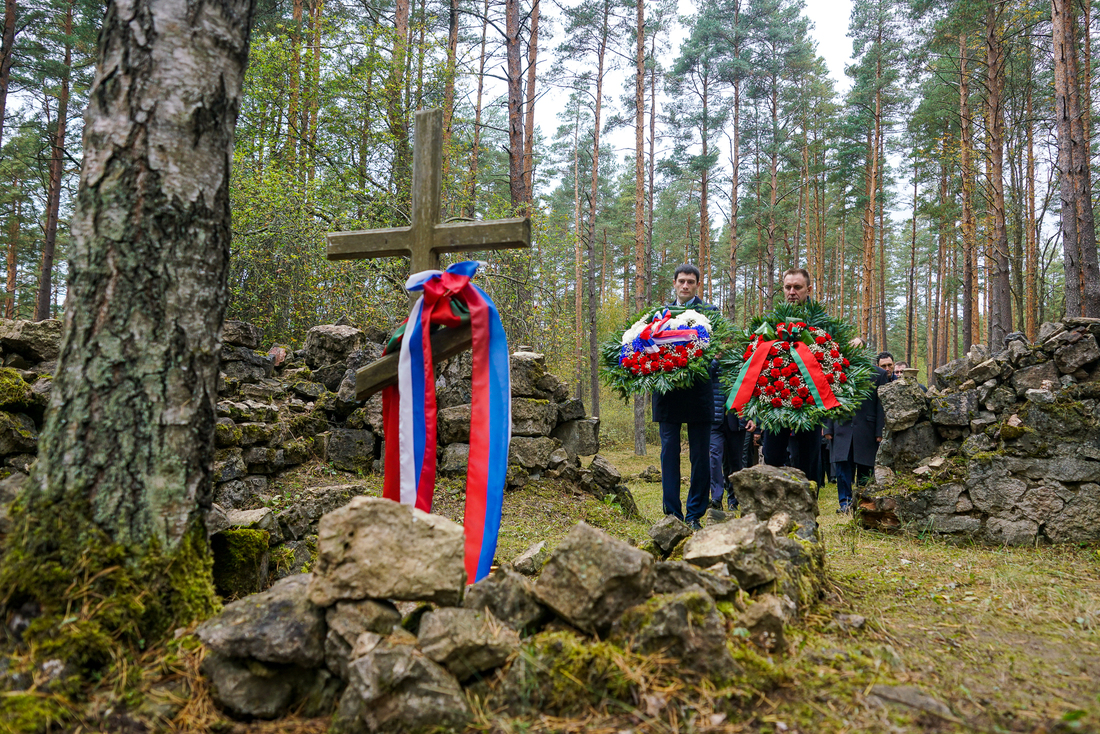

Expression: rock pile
xmin=0 ymin=319 xmax=61 ymax=538
xmin=196 ymin=468 xmax=827 ymax=729
xmin=865 ymin=318 xmax=1100 ymax=544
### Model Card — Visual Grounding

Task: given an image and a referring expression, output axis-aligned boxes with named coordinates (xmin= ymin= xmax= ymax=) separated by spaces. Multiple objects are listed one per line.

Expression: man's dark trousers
xmin=762 ymin=427 xmax=822 ymax=480
xmin=661 ymin=422 xmax=710 ymax=523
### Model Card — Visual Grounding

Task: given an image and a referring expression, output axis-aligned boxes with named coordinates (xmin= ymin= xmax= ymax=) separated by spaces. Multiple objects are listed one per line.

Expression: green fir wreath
xmin=600 ymin=304 xmax=736 ymax=400
xmin=720 ymin=301 xmax=875 ymax=434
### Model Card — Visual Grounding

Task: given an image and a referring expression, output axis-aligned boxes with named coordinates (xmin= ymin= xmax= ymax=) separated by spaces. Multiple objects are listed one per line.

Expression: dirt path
xmin=608 ymin=446 xmax=1100 ymax=733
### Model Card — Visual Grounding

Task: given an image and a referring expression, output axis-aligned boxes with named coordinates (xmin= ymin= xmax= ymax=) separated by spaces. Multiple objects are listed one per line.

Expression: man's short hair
xmin=877 ymin=351 xmax=894 ymax=363
xmin=895 ymin=361 xmax=909 ymax=370
xmin=782 ymin=267 xmax=810 ymax=285
xmin=674 ymin=263 xmax=701 ymax=281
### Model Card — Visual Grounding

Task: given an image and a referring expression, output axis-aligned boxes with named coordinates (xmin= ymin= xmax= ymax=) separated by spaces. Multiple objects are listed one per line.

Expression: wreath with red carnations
xmin=721 ymin=301 xmax=874 ymax=433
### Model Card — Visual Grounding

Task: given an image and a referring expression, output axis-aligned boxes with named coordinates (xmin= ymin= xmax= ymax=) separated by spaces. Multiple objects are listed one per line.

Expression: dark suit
xmin=653 ymin=296 xmax=715 ymax=524
xmin=826 ymin=366 xmax=890 ymax=509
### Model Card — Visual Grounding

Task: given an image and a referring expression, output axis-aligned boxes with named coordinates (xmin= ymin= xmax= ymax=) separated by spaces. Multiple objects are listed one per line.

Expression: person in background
xmin=825 ymin=339 xmax=889 ymax=512
xmin=894 ymin=361 xmax=928 ymax=391
xmin=653 ymin=264 xmax=716 ymax=531
xmin=877 ymin=352 xmax=897 ymax=381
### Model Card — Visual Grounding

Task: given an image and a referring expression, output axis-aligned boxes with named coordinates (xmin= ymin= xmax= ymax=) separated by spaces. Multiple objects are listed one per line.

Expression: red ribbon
xmin=730 ymin=338 xmax=841 ymax=412
xmin=791 ymin=341 xmax=841 ymax=409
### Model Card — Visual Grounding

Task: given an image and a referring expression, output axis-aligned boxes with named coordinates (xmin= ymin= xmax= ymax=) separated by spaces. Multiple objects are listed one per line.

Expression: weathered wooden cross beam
xmin=327 ymin=108 xmax=531 ymax=400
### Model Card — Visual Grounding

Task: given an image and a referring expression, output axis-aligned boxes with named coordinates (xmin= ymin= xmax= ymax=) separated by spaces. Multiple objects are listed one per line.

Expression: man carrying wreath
xmin=758 ymin=268 xmax=822 ymax=479
xmin=653 ymin=264 xmax=717 ymax=531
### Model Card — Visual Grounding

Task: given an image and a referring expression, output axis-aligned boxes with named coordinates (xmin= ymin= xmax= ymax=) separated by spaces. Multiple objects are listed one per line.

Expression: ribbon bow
xmin=381 ymin=261 xmax=510 ymax=584
xmin=726 ymin=334 xmax=842 ymax=413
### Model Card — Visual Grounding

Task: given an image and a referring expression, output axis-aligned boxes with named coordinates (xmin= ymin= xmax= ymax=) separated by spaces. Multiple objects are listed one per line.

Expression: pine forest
xmin=1 ymin=0 xmax=1098 ymax=440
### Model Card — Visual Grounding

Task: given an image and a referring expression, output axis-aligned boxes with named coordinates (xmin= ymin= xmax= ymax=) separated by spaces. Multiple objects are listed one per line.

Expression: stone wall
xmin=0 ymin=317 xmax=622 ymax=594
xmin=863 ymin=317 xmax=1100 ymax=545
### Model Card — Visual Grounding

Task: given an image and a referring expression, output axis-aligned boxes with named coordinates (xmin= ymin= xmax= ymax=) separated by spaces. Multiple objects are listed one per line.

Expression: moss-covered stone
xmin=210 ymin=528 xmax=270 ymax=599
xmin=282 ymin=437 xmax=315 ymax=465
xmin=502 ymin=631 xmax=635 ymax=714
xmin=214 ymin=421 xmax=242 ymax=447
xmin=0 ymin=368 xmax=32 ymax=411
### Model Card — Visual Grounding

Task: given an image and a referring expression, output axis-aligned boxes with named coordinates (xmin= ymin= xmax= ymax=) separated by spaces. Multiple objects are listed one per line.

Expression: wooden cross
xmin=326 ymin=107 xmax=531 ymax=401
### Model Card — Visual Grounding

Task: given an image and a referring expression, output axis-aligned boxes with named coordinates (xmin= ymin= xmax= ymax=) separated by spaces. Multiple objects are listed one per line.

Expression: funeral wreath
xmin=601 ymin=305 xmax=734 ymax=399
xmin=722 ymin=301 xmax=874 ymax=433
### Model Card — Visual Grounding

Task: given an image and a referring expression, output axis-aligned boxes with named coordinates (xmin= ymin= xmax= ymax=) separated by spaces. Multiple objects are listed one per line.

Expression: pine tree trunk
xmin=1025 ymin=52 xmax=1038 ymax=339
xmin=585 ymin=0 xmax=609 ymax=419
xmin=5 ymin=181 xmax=18 ymax=318
xmin=288 ymin=0 xmax=302 ymax=166
xmin=441 ymin=0 xmax=458 ymax=194
xmin=573 ymin=109 xmax=584 ymax=403
xmin=9 ymin=0 xmax=255 ymax=640
xmin=959 ymin=32 xmax=977 ymax=350
xmin=388 ymin=0 xmax=411 ymax=194
xmin=505 ymin=0 xmax=526 ymax=208
xmin=35 ymin=0 xmax=72 ymax=322
xmin=907 ymin=161 xmax=917 ymax=365
xmin=466 ymin=0 xmax=488 ymax=218
xmin=0 ymin=0 xmax=17 ymax=155
xmin=699 ymin=73 xmax=710 ymax=298
xmin=522 ymin=0 xmax=539 ymax=208
xmin=986 ymin=2 xmax=1012 ymax=345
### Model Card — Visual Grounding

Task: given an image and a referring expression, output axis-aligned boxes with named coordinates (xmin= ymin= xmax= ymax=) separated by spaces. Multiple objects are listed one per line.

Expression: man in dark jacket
xmin=653 ymin=264 xmax=715 ymax=530
xmin=825 ymin=341 xmax=890 ymax=512
xmin=759 ymin=268 xmax=822 ymax=479
xmin=709 ymin=385 xmax=744 ymax=512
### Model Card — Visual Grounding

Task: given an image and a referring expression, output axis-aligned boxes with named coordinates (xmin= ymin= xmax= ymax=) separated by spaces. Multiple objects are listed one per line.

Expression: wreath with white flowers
xmin=601 ymin=305 xmax=734 ymax=398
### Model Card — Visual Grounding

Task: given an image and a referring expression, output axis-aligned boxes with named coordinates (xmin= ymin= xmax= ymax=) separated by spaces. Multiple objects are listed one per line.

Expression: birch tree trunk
xmin=6 ymin=0 xmax=255 ymax=645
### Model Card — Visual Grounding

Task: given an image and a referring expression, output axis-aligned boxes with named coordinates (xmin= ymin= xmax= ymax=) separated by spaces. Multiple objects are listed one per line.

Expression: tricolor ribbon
xmin=726 ymin=338 xmax=842 ymax=412
xmin=381 ymin=260 xmax=510 ymax=584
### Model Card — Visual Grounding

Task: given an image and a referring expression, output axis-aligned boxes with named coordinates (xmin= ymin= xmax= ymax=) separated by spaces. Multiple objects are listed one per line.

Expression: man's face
xmin=878 ymin=356 xmax=895 ymax=374
xmin=675 ymin=273 xmax=699 ymax=302
xmin=782 ymin=273 xmax=811 ymax=303
xmin=894 ymin=363 xmax=906 ymax=377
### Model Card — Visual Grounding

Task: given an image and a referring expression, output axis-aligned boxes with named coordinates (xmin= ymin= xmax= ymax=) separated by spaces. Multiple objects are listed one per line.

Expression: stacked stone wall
xmin=865 ymin=317 xmax=1100 ymax=544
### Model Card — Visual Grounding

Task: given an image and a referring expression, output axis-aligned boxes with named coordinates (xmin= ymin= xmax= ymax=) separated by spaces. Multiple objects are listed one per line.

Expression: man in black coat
xmin=653 ymin=264 xmax=715 ymax=530
xmin=825 ymin=341 xmax=890 ymax=512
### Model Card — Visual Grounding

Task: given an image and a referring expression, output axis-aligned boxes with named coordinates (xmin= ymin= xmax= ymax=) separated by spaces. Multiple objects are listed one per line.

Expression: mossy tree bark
xmin=3 ymin=0 xmax=256 ymax=663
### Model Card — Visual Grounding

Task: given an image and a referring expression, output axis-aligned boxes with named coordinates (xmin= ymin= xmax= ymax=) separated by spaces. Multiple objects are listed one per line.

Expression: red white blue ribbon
xmin=381 ymin=261 xmax=510 ymax=583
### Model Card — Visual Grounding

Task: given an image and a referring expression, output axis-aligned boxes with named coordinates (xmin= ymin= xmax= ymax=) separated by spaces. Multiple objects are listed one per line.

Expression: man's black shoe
xmin=689 ymin=520 xmax=704 ymax=531
xmin=708 ymin=499 xmax=722 ymax=510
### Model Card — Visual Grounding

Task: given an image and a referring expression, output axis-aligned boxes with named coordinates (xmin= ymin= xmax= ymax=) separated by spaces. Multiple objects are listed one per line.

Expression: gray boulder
xmin=225 ymin=507 xmax=281 ymax=544
xmin=438 ymin=443 xmax=470 ymax=477
xmin=325 ymin=428 xmax=376 ymax=473
xmin=1044 ymin=482 xmax=1100 ymax=543
xmin=0 ymin=319 xmax=62 ymax=362
xmin=983 ymin=384 xmax=1017 ymax=414
xmin=303 ymin=324 xmax=365 ymax=369
xmin=417 ymin=608 xmax=520 ymax=681
xmin=1055 ymin=333 xmax=1100 ymax=373
xmin=611 ymin=588 xmax=735 ymax=676
xmin=587 ymin=454 xmax=622 ymax=490
xmin=652 ymin=560 xmax=738 ymax=601
xmin=728 ymin=464 xmax=819 ymax=537
xmin=967 ymin=359 xmax=1002 ymax=384
xmin=325 ymin=599 xmax=402 ymax=680
xmin=510 ymin=351 xmax=550 ymax=398
xmin=309 ymin=497 xmax=466 ymax=607
xmin=437 ymin=404 xmax=471 ymax=445
xmin=933 ymin=357 xmax=971 ymax=390
xmin=551 ymin=418 xmax=599 ymax=457
xmin=197 ymin=574 xmax=324 ymax=667
xmin=0 ymin=413 xmax=36 ymax=456
xmin=463 ymin=566 xmax=548 ymax=634
xmin=556 ymin=398 xmax=585 ymax=423
xmin=1011 ymin=361 xmax=1059 ymax=395
xmin=683 ymin=515 xmax=778 ymax=589
xmin=930 ymin=389 xmax=979 ymax=427
xmin=647 ymin=515 xmax=692 ymax=556
xmin=879 ymin=379 xmax=928 ymax=432
xmin=877 ymin=421 xmax=941 ymax=472
xmin=201 ymin=653 xmax=338 ymax=720
xmin=508 ymin=436 xmax=559 ymax=470
xmin=534 ymin=522 xmax=654 ymax=634
xmin=736 ymin=593 xmax=789 ymax=653
xmin=222 ymin=320 xmax=263 ymax=350
xmin=334 ymin=633 xmax=471 ymax=734
xmin=511 ymin=541 xmax=549 ymax=576
xmin=512 ymin=397 xmax=557 ymax=437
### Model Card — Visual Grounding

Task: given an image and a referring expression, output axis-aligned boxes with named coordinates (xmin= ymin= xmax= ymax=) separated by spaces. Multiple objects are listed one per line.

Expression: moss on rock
xmin=0 ymin=693 xmax=71 ymax=734
xmin=210 ymin=528 xmax=270 ymax=598
xmin=0 ymin=368 xmax=32 ymax=411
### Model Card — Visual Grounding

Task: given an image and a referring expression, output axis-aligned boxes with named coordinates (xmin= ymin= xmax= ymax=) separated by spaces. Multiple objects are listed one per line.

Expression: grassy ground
xmin=596 ymin=443 xmax=1100 ymax=734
